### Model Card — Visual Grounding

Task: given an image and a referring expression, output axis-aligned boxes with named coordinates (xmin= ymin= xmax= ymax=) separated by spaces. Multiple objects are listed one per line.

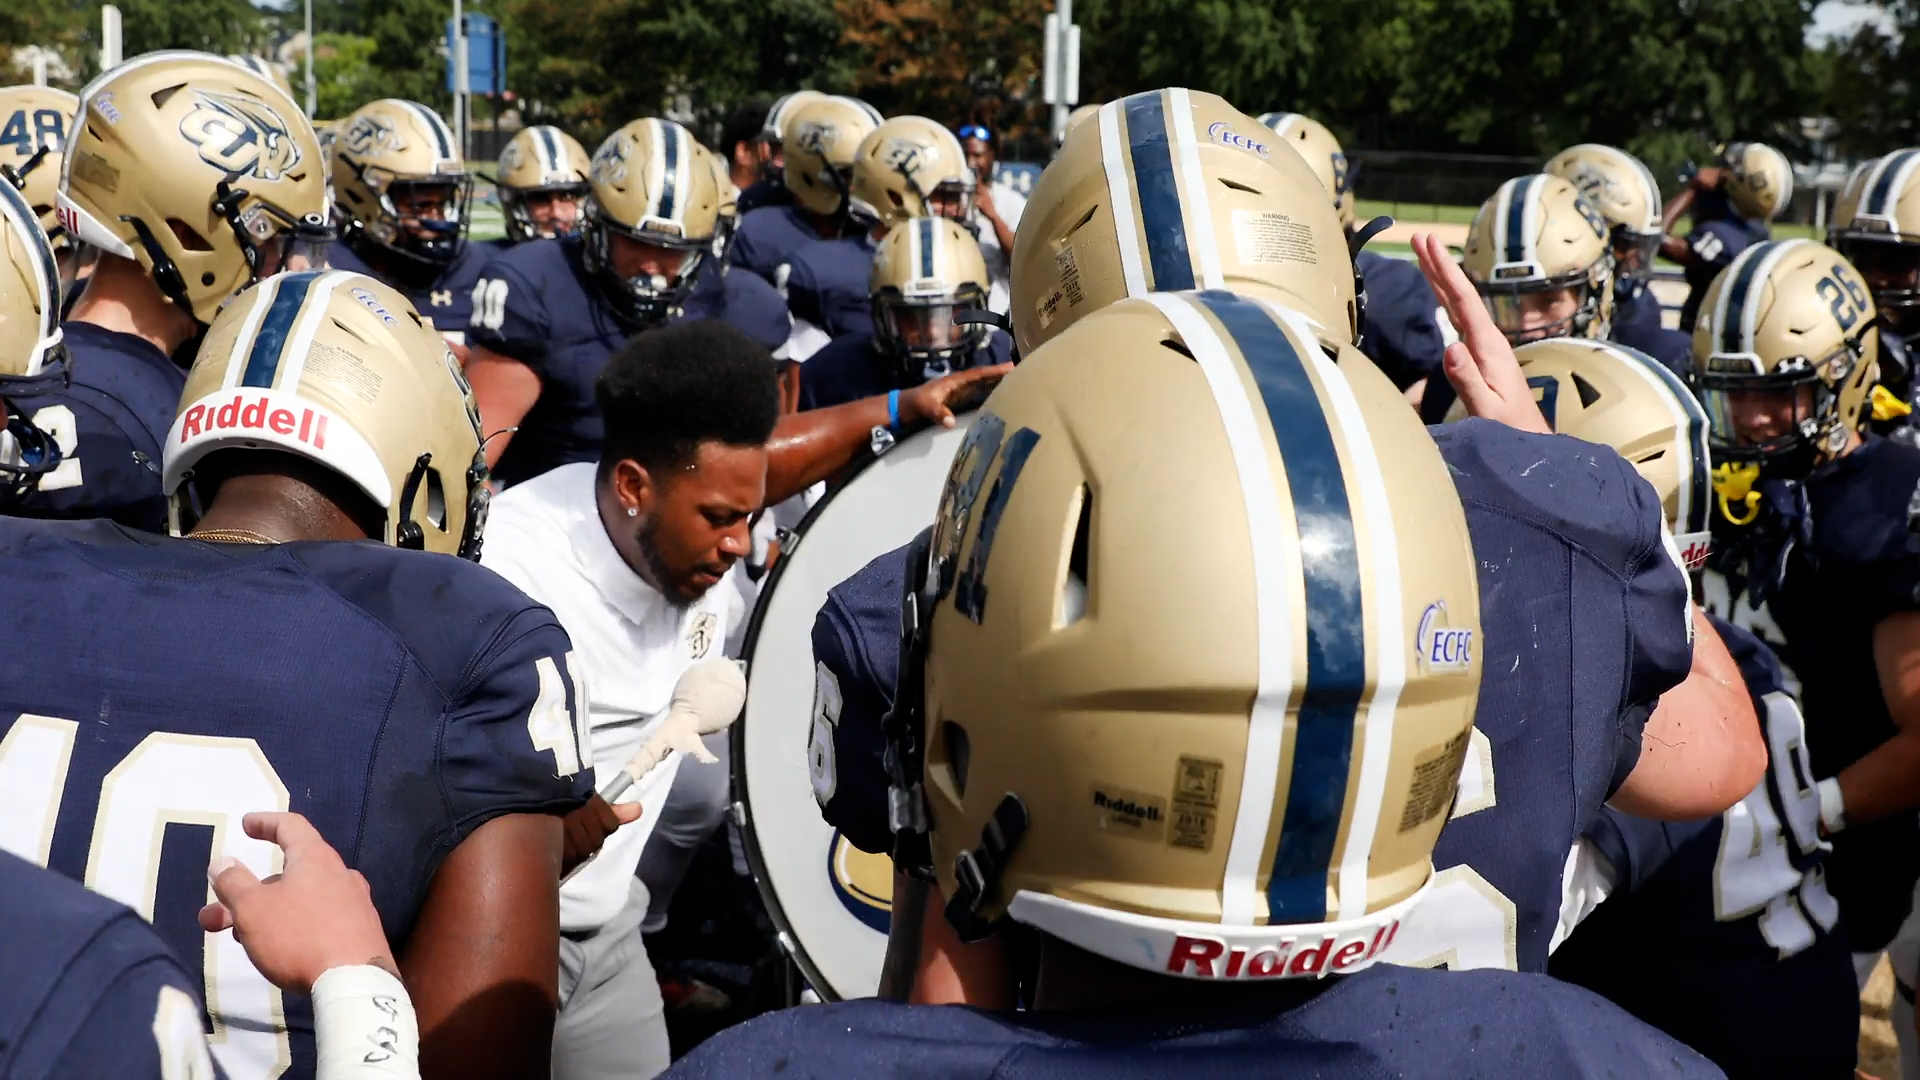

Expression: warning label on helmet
xmin=1232 ymin=210 xmax=1317 ymax=266
xmin=1168 ymin=756 xmax=1223 ymax=852
xmin=1036 ymin=244 xmax=1087 ymax=331
xmin=1399 ymin=727 xmax=1473 ymax=833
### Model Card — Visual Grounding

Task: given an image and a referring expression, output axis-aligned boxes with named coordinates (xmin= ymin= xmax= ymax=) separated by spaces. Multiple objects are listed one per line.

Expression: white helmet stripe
xmin=1166 ymin=88 xmax=1224 ymax=290
xmin=1623 ymin=151 xmax=1663 ymax=234
xmin=1096 ymin=101 xmax=1149 ymax=297
xmin=1142 ymin=293 xmax=1297 ymax=925
xmin=402 ymin=100 xmax=456 ymax=162
xmin=221 ymin=272 xmax=285 ymax=389
xmin=1732 ymin=240 xmax=1809 ymax=357
xmin=1866 ymin=149 xmax=1920 ymax=220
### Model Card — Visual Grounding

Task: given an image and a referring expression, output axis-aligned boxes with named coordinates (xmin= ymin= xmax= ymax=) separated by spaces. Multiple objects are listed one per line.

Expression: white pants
xmin=637 ymin=732 xmax=733 ymax=934
xmin=554 ymin=879 xmax=669 ymax=1080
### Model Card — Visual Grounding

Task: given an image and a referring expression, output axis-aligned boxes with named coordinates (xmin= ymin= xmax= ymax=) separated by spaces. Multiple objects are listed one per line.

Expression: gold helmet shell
xmin=1257 ymin=112 xmax=1352 ymax=229
xmin=226 ymin=55 xmax=295 ymax=101
xmin=763 ymin=89 xmax=830 ymax=146
xmin=164 ymin=269 xmax=488 ymax=558
xmin=331 ymin=98 xmax=471 ymax=268
xmin=1720 ymin=142 xmax=1794 ymax=222
xmin=0 ymin=85 xmax=80 ymax=245
xmin=495 ymin=125 xmax=591 ymax=243
xmin=59 ymin=52 xmax=327 ymax=326
xmin=0 ymin=176 xmax=62 ymax=377
xmin=782 ymin=96 xmax=883 ymax=216
xmin=870 ymin=216 xmax=991 ymax=375
xmin=915 ymin=290 xmax=1480 ymax=976
xmin=1693 ymin=239 xmax=1877 ymax=468
xmin=1829 ymin=148 xmax=1920 ymax=320
xmin=1011 ymin=88 xmax=1357 ymax=356
xmin=1543 ymin=143 xmax=1664 ymax=275
xmin=848 ymin=116 xmax=975 ymax=230
xmin=1509 ymin=337 xmax=1713 ymax=569
xmin=1065 ymin=103 xmax=1102 ymax=134
xmin=582 ymin=118 xmax=720 ymax=325
xmin=1462 ymin=174 xmax=1614 ymax=344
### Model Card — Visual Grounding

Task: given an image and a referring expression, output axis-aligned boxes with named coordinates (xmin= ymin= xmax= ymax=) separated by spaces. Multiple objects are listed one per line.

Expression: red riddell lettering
xmin=268 ymin=408 xmax=294 ymax=435
xmin=1167 ymin=918 xmax=1403 ymax=981
xmin=181 ymin=394 xmax=330 ymax=451
xmin=1166 ymin=935 xmax=1223 ymax=977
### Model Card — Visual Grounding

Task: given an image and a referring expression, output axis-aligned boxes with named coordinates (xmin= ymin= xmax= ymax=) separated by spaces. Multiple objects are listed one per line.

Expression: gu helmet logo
xmin=498 ymin=140 xmax=525 ymax=173
xmin=1206 ymin=122 xmax=1269 ymax=158
xmin=342 ymin=114 xmax=402 ymax=158
xmin=179 ymin=90 xmax=302 ymax=182
xmin=591 ymin=136 xmax=630 ymax=186
xmin=1415 ymin=601 xmax=1473 ymax=674
xmin=793 ymin=122 xmax=836 ymax=157
xmin=879 ymin=137 xmax=928 ymax=175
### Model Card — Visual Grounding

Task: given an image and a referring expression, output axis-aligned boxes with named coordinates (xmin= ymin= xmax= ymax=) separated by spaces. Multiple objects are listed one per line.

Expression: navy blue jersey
xmin=735 ymin=176 xmax=794 ymax=218
xmin=1678 ymin=207 xmax=1768 ymax=333
xmin=467 ymin=236 xmax=626 ymax=487
xmin=1611 ymin=280 xmax=1694 ymax=381
xmin=326 ymin=238 xmax=496 ymax=346
xmin=1354 ymin=251 xmax=1445 ymax=391
xmin=0 ymin=850 xmax=222 ymax=1080
xmin=1551 ymin=616 xmax=1855 ymax=1080
xmin=663 ymin=964 xmax=1724 ymax=1080
xmin=787 ymin=233 xmax=878 ymax=340
xmin=1873 ymin=332 xmax=1919 ymax=444
xmin=3 ymin=322 xmax=185 ymax=531
xmin=682 ymin=260 xmax=792 ymax=354
xmin=1703 ymin=433 xmax=1920 ymax=951
xmin=798 ymin=329 xmax=1012 ymax=411
xmin=729 ymin=204 xmax=827 ymax=289
xmin=0 ymin=517 xmax=591 ymax=1080
xmin=810 ymin=420 xmax=1692 ymax=974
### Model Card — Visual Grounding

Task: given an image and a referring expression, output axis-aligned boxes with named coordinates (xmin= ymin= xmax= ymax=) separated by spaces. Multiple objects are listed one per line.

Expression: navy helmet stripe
xmin=1869 ymin=149 xmax=1920 ymax=217
xmin=658 ymin=123 xmax=680 ymax=220
xmin=1122 ymin=92 xmax=1193 ymax=292
xmin=1194 ymin=289 xmax=1365 ymax=924
xmin=1720 ymin=242 xmax=1775 ymax=355
xmin=241 ymin=271 xmax=322 ymax=388
xmin=1504 ymin=176 xmax=1535 ymax=265
xmin=919 ymin=218 xmax=936 ymax=279
xmin=407 ymin=101 xmax=452 ymax=158
xmin=537 ymin=126 xmax=561 ymax=173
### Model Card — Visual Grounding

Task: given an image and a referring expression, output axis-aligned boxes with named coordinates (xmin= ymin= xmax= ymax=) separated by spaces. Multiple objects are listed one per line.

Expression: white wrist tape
xmin=1817 ymin=777 xmax=1847 ymax=835
xmin=311 ymin=965 xmax=419 ymax=1080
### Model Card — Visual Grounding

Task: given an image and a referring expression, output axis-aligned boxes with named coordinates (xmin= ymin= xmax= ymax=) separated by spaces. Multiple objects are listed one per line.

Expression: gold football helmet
xmin=59 ymin=52 xmax=329 ymax=326
xmin=1462 ymin=174 xmax=1614 ymax=344
xmin=782 ymin=96 xmax=884 ymax=217
xmin=1544 ymin=143 xmax=1664 ymax=282
xmin=891 ymin=290 xmax=1480 ymax=976
xmin=0 ymin=85 xmax=80 ymax=246
xmin=582 ymin=117 xmax=721 ymax=326
xmin=331 ymin=98 xmax=471 ymax=270
xmin=1830 ymin=148 xmax=1919 ymax=331
xmin=1720 ymin=142 xmax=1794 ymax=222
xmin=848 ymin=116 xmax=975 ymax=230
xmin=1693 ymin=239 xmax=1877 ymax=478
xmin=0 ymin=176 xmax=67 ymax=497
xmin=1257 ymin=112 xmax=1353 ymax=230
xmin=870 ymin=216 xmax=990 ymax=379
xmin=1510 ymin=337 xmax=1713 ymax=568
xmin=164 ymin=269 xmax=488 ymax=558
xmin=495 ymin=125 xmax=592 ymax=243
xmin=1011 ymin=88 xmax=1356 ymax=356
xmin=760 ymin=89 xmax=829 ymax=174
xmin=1065 ymin=103 xmax=1102 ymax=134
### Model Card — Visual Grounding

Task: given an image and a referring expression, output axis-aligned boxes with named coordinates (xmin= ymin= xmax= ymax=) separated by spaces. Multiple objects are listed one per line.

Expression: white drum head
xmin=733 ymin=417 xmax=974 ymax=1001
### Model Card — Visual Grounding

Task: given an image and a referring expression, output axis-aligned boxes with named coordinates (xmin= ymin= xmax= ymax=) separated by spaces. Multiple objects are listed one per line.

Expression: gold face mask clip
xmin=1712 ymin=460 xmax=1763 ymax=526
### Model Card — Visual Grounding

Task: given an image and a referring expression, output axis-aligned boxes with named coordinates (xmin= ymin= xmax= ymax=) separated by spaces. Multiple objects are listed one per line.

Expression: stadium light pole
xmin=452 ymin=0 xmax=469 ymax=161
xmin=304 ymin=0 xmax=316 ymax=117
xmin=1043 ymin=0 xmax=1080 ymax=146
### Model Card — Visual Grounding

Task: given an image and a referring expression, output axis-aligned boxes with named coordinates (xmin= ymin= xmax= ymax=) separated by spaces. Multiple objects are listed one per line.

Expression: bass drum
xmin=733 ymin=416 xmax=974 ymax=1001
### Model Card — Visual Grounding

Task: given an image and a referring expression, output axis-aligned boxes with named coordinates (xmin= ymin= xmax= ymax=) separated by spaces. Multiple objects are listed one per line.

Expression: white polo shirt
xmin=481 ymin=461 xmax=743 ymax=933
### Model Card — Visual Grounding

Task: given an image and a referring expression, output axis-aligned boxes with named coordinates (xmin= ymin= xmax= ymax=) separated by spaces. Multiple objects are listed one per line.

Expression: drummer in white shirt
xmin=480 ymin=320 xmax=780 ymax=1080
xmin=959 ymin=123 xmax=1026 ymax=316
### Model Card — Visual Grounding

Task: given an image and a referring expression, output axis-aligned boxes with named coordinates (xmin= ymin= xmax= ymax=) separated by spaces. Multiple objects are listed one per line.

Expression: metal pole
xmin=101 ymin=5 xmax=122 ymax=72
xmin=32 ymin=51 xmax=47 ymax=87
xmin=452 ymin=0 xmax=469 ymax=161
xmin=304 ymin=0 xmax=316 ymax=117
xmin=1050 ymin=0 xmax=1072 ymax=145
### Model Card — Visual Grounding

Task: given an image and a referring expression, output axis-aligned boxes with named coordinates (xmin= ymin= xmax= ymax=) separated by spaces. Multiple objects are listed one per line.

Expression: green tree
xmin=119 ymin=0 xmax=267 ymax=57
xmin=310 ymin=32 xmax=379 ymax=120
xmin=1808 ymin=1 xmax=1918 ymax=157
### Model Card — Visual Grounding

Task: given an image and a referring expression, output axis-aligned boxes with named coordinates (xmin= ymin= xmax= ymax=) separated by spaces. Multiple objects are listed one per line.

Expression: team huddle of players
xmin=3 ymin=45 xmax=1920 ymax=1080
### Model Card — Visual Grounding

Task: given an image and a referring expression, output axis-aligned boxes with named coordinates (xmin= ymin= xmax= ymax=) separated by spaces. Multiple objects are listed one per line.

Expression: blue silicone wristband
xmin=887 ymin=390 xmax=902 ymax=434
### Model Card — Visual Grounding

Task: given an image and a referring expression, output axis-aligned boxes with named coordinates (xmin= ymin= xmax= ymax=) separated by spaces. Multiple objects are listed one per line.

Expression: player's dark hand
xmin=1689 ymin=166 xmax=1723 ymax=193
xmin=901 ymin=363 xmax=1013 ymax=430
xmin=976 ymin=184 xmax=1003 ymax=226
xmin=561 ymin=793 xmax=643 ymax=876
xmin=199 ymin=812 xmax=397 ymax=996
xmin=1412 ymin=233 xmax=1551 ymax=435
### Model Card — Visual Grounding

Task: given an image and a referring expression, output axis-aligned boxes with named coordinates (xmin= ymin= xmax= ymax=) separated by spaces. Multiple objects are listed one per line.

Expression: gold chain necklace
xmin=188 ymin=527 xmax=280 ymax=545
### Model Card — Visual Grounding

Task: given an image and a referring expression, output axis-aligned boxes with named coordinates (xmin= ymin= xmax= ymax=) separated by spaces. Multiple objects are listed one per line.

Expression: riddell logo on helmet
xmin=1206 ymin=122 xmax=1269 ymax=158
xmin=1166 ymin=921 xmax=1400 ymax=979
xmin=178 ymin=393 xmax=329 ymax=450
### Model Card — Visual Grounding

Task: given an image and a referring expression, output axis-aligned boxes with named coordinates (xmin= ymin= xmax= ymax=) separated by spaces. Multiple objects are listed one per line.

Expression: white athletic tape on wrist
xmin=1817 ymin=776 xmax=1847 ymax=835
xmin=311 ymin=965 xmax=419 ymax=1079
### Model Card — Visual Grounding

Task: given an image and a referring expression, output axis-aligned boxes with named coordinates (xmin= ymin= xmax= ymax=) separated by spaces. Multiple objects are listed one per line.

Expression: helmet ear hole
xmin=425 ymin=469 xmax=447 ymax=530
xmin=941 ymin=721 xmax=972 ymax=797
xmin=168 ymin=219 xmax=214 ymax=252
xmin=1572 ymin=372 xmax=1602 ymax=408
xmin=1059 ymin=484 xmax=1092 ymax=629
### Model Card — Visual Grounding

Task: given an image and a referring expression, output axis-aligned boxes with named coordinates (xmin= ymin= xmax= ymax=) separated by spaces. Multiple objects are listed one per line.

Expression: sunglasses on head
xmin=957 ymin=124 xmax=992 ymax=142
